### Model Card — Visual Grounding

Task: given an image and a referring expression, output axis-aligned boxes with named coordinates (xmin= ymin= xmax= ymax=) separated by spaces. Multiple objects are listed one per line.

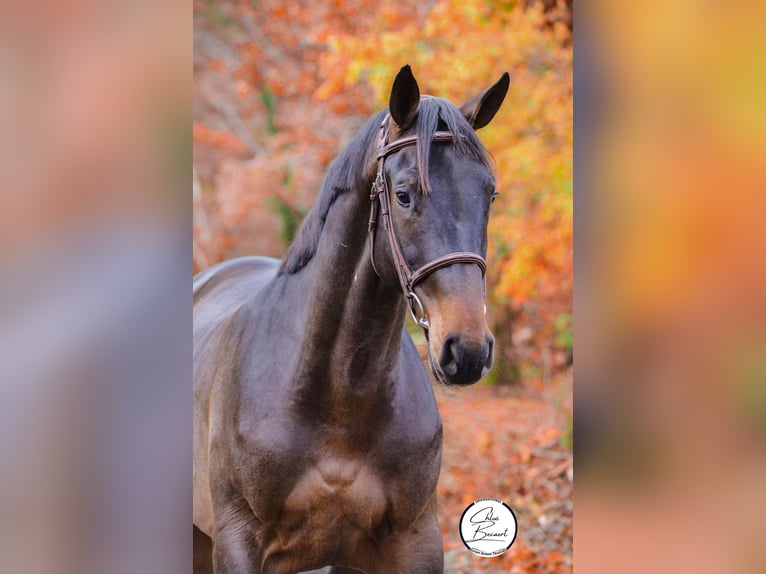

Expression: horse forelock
xmin=415 ymin=97 xmax=491 ymax=194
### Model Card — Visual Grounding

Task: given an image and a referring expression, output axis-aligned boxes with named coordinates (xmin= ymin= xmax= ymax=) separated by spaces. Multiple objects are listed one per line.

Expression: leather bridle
xmin=368 ymin=114 xmax=487 ymax=333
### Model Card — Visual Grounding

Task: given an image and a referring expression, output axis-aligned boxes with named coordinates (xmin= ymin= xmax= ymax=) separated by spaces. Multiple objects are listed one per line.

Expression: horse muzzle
xmin=429 ymin=332 xmax=494 ymax=386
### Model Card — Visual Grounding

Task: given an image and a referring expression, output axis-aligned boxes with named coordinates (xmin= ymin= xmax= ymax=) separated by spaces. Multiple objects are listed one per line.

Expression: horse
xmin=193 ymin=65 xmax=509 ymax=574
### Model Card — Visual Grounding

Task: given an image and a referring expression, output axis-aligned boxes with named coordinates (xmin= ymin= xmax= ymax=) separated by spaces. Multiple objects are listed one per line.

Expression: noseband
xmin=368 ymin=114 xmax=487 ymax=332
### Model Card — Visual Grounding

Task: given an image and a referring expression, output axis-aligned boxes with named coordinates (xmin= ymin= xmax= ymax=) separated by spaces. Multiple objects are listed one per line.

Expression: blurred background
xmin=0 ymin=1 xmax=190 ymax=573
xmin=577 ymin=1 xmax=766 ymax=573
xmin=193 ymin=1 xmax=572 ymax=571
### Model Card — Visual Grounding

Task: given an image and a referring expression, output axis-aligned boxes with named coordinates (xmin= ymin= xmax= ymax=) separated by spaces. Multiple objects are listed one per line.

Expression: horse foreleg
xmin=194 ymin=525 xmax=215 ymax=574
xmin=211 ymin=504 xmax=263 ymax=573
xmin=371 ymin=494 xmax=444 ymax=574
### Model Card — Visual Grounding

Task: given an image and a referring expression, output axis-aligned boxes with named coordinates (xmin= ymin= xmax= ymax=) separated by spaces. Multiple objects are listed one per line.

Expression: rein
xmin=368 ymin=114 xmax=487 ymax=333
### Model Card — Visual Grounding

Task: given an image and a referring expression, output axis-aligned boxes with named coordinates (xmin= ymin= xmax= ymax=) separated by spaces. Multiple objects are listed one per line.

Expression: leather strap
xmin=410 ymin=252 xmax=486 ymax=287
xmin=377 ymin=131 xmax=456 ymax=159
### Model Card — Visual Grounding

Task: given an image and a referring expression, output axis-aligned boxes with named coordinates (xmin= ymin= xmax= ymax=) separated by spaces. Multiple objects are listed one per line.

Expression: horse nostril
xmin=439 ymin=335 xmax=460 ymax=376
xmin=485 ymin=336 xmax=495 ymax=368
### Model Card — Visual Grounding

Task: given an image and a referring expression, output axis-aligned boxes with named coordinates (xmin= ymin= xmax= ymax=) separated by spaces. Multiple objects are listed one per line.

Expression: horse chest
xmin=284 ymin=456 xmax=387 ymax=530
xmin=249 ymin=454 xmax=383 ymax=567
xmin=247 ymin=420 xmax=441 ymax=538
xmin=252 ymin=431 xmax=438 ymax=521
xmin=258 ymin=445 xmax=432 ymax=567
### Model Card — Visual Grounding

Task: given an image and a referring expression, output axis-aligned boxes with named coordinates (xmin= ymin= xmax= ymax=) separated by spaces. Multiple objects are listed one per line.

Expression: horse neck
xmin=292 ymin=178 xmax=407 ymax=414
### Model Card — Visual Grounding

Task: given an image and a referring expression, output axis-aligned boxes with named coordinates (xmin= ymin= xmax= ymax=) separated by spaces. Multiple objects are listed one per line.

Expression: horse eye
xmin=395 ymin=191 xmax=411 ymax=207
xmin=490 ymin=191 xmax=499 ymax=204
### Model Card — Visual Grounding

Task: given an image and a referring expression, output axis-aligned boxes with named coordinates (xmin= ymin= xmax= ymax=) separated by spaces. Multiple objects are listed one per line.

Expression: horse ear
xmin=389 ymin=65 xmax=420 ymax=129
xmin=460 ymin=72 xmax=510 ymax=130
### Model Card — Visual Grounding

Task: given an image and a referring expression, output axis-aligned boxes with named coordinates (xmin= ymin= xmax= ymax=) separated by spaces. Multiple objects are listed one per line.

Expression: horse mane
xmin=278 ymin=110 xmax=385 ymax=276
xmin=278 ymin=98 xmax=490 ymax=276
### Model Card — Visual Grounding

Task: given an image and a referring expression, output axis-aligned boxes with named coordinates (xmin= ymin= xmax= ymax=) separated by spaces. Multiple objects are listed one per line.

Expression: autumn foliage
xmin=194 ymin=0 xmax=572 ymax=571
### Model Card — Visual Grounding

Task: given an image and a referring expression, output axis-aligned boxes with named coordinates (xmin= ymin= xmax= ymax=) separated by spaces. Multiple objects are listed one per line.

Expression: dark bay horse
xmin=194 ymin=65 xmax=509 ymax=573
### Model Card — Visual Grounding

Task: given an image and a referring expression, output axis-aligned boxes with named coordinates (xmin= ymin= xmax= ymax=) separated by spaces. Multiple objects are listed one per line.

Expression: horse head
xmin=372 ymin=65 xmax=509 ymax=386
